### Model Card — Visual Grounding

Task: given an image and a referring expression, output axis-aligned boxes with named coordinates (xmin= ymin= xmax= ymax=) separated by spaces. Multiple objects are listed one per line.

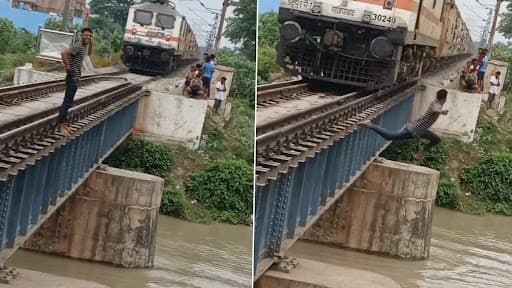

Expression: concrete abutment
xmin=303 ymin=159 xmax=439 ymax=259
xmin=22 ymin=166 xmax=164 ymax=268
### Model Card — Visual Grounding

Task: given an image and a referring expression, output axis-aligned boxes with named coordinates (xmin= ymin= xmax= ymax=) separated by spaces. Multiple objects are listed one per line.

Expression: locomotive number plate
xmin=288 ymin=0 xmax=313 ymax=10
xmin=371 ymin=13 xmax=396 ymax=24
xmin=332 ymin=6 xmax=355 ymax=16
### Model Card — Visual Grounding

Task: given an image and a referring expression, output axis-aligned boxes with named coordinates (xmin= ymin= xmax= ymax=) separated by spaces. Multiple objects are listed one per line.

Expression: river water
xmin=290 ymin=207 xmax=512 ymax=288
xmin=6 ymin=216 xmax=252 ymax=288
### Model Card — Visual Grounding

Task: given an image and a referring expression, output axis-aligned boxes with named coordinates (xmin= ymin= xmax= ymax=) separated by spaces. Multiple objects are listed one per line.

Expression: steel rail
xmin=0 ymin=84 xmax=145 ymax=180
xmin=257 ymin=79 xmax=305 ymax=93
xmin=256 ymin=80 xmax=417 ymax=153
xmin=0 ymin=76 xmax=129 ymax=107
xmin=256 ymin=90 xmax=365 ymax=136
xmin=0 ymin=82 xmax=133 ymax=135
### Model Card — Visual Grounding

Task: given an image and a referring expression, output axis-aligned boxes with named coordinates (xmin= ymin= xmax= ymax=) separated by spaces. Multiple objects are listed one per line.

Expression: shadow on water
xmin=7 ymin=216 xmax=252 ymax=288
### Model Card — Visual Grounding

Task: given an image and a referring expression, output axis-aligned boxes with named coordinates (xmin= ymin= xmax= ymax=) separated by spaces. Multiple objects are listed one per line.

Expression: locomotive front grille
xmin=282 ymin=46 xmax=396 ymax=89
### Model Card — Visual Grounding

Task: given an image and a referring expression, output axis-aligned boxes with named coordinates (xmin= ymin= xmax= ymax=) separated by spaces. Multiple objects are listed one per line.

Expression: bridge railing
xmin=254 ymin=90 xmax=416 ymax=277
xmin=0 ymin=90 xmax=143 ymax=261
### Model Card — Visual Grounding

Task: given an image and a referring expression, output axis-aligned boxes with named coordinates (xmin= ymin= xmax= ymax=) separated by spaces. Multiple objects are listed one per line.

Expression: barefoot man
xmin=56 ymin=27 xmax=93 ymax=136
xmin=358 ymin=89 xmax=449 ymax=160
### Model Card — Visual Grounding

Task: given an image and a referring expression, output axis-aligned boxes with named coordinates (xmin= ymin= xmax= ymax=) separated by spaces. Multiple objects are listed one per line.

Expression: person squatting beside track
xmin=358 ymin=89 xmax=449 ymax=161
xmin=56 ymin=27 xmax=93 ymax=136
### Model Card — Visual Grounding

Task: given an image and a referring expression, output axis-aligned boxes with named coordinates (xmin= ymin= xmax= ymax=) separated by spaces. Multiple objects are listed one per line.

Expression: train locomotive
xmin=122 ymin=0 xmax=200 ymax=74
xmin=277 ymin=0 xmax=473 ymax=89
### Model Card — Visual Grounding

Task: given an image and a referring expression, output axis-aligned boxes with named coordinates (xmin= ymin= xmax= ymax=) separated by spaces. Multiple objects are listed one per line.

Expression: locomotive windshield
xmin=134 ymin=10 xmax=153 ymax=26
xmin=156 ymin=14 xmax=175 ymax=29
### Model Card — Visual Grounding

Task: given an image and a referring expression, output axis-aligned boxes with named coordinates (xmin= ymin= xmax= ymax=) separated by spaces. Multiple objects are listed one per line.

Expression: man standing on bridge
xmin=358 ymin=89 xmax=449 ymax=160
xmin=55 ymin=27 xmax=93 ymax=136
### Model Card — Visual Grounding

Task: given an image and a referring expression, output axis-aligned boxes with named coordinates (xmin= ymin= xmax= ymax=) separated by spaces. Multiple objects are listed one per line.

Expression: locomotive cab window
xmin=156 ymin=14 xmax=175 ymax=29
xmin=134 ymin=10 xmax=153 ymax=26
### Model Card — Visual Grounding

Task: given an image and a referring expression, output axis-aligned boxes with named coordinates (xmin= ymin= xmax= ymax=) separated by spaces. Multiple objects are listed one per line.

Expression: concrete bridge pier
xmin=22 ymin=166 xmax=164 ymax=268
xmin=303 ymin=159 xmax=440 ymax=259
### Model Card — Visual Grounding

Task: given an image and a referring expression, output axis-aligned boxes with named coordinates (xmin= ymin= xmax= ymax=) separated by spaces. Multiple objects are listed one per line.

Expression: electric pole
xmin=62 ymin=0 xmax=73 ymax=32
xmin=480 ymin=9 xmax=493 ymax=48
xmin=206 ymin=13 xmax=219 ymax=53
xmin=487 ymin=0 xmax=507 ymax=55
xmin=214 ymin=0 xmax=229 ymax=54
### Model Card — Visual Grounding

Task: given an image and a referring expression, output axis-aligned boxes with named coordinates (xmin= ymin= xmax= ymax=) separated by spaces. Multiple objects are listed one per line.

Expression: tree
xmin=499 ymin=3 xmax=512 ymax=39
xmin=224 ymin=0 xmax=256 ymax=60
xmin=89 ymin=0 xmax=135 ymax=26
xmin=258 ymin=12 xmax=279 ymax=48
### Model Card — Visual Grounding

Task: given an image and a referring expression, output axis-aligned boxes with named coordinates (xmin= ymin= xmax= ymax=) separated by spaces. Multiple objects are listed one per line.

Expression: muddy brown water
xmin=290 ymin=207 xmax=512 ymax=288
xmin=6 ymin=216 xmax=252 ymax=288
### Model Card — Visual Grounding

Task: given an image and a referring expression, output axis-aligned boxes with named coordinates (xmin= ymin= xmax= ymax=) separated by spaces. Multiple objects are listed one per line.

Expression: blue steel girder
xmin=0 ymin=92 xmax=142 ymax=262
xmin=254 ymin=88 xmax=417 ymax=278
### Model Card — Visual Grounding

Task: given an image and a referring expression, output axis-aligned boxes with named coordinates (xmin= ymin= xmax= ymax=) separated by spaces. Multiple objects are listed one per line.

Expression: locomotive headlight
xmin=383 ymin=0 xmax=395 ymax=10
xmin=311 ymin=2 xmax=322 ymax=14
xmin=370 ymin=36 xmax=394 ymax=58
xmin=282 ymin=21 xmax=302 ymax=43
xmin=125 ymin=46 xmax=134 ymax=56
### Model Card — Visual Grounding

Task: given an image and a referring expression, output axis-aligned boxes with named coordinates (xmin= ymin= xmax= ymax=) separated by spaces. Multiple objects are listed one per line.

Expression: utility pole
xmin=487 ymin=0 xmax=509 ymax=55
xmin=62 ymin=0 xmax=73 ymax=32
xmin=206 ymin=13 xmax=219 ymax=53
xmin=214 ymin=0 xmax=229 ymax=54
xmin=480 ymin=9 xmax=493 ymax=48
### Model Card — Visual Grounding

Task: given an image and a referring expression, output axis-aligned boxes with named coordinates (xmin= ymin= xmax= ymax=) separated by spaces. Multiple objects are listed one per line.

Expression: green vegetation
xmin=257 ymin=11 xmax=285 ymax=84
xmin=224 ymin=0 xmax=257 ymax=59
xmin=187 ymin=159 xmax=253 ymax=225
xmin=104 ymin=138 xmax=174 ymax=178
xmin=0 ymin=18 xmax=37 ymax=85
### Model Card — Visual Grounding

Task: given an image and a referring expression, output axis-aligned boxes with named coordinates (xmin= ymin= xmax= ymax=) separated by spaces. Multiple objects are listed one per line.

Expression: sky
xmin=257 ymin=0 xmax=509 ymax=46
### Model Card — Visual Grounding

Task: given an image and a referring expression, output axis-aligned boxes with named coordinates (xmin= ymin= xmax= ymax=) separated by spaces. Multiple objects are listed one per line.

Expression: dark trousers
xmin=58 ymin=75 xmax=78 ymax=123
xmin=213 ymin=99 xmax=222 ymax=114
xmin=368 ymin=125 xmax=441 ymax=151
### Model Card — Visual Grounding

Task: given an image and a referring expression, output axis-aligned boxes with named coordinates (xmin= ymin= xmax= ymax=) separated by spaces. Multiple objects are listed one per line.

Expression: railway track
xmin=0 ymin=69 xmax=166 ymax=181
xmin=255 ymin=80 xmax=419 ymax=186
xmin=257 ymin=79 xmax=312 ymax=107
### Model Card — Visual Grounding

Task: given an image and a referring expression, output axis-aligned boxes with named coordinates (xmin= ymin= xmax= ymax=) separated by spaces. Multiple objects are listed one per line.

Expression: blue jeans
xmin=58 ymin=74 xmax=79 ymax=123
xmin=368 ymin=124 xmax=441 ymax=151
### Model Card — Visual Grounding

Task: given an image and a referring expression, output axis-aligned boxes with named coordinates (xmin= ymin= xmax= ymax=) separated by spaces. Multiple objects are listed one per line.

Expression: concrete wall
xmin=13 ymin=63 xmax=63 ymax=85
xmin=412 ymin=60 xmax=508 ymax=143
xmin=134 ymin=91 xmax=208 ymax=150
xmin=484 ymin=59 xmax=509 ymax=94
xmin=412 ymin=85 xmax=481 ymax=142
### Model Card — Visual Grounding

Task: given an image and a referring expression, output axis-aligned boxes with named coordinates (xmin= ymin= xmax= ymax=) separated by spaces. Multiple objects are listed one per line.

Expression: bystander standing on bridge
xmin=56 ymin=27 xmax=93 ymax=136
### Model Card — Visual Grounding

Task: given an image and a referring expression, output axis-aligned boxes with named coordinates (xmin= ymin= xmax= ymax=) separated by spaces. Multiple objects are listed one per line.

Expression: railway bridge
xmin=0 ymin=73 xmax=147 ymax=268
xmin=254 ymin=79 xmax=433 ymax=283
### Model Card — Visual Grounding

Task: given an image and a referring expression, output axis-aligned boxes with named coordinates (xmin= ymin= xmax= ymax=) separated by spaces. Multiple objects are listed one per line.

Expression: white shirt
xmin=215 ymin=81 xmax=226 ymax=101
xmin=489 ymin=75 xmax=501 ymax=95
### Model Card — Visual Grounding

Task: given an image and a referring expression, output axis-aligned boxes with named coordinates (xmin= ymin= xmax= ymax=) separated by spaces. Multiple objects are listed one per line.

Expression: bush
xmin=461 ymin=153 xmax=512 ymax=204
xmin=436 ymin=178 xmax=461 ymax=209
xmin=186 ymin=159 xmax=253 ymax=224
xmin=160 ymin=183 xmax=187 ymax=218
xmin=105 ymin=138 xmax=173 ymax=178
xmin=381 ymin=139 xmax=449 ymax=171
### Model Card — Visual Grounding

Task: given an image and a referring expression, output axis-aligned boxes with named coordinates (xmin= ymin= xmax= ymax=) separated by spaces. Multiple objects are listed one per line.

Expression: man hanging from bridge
xmin=55 ymin=27 xmax=93 ymax=136
xmin=358 ymin=89 xmax=449 ymax=161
